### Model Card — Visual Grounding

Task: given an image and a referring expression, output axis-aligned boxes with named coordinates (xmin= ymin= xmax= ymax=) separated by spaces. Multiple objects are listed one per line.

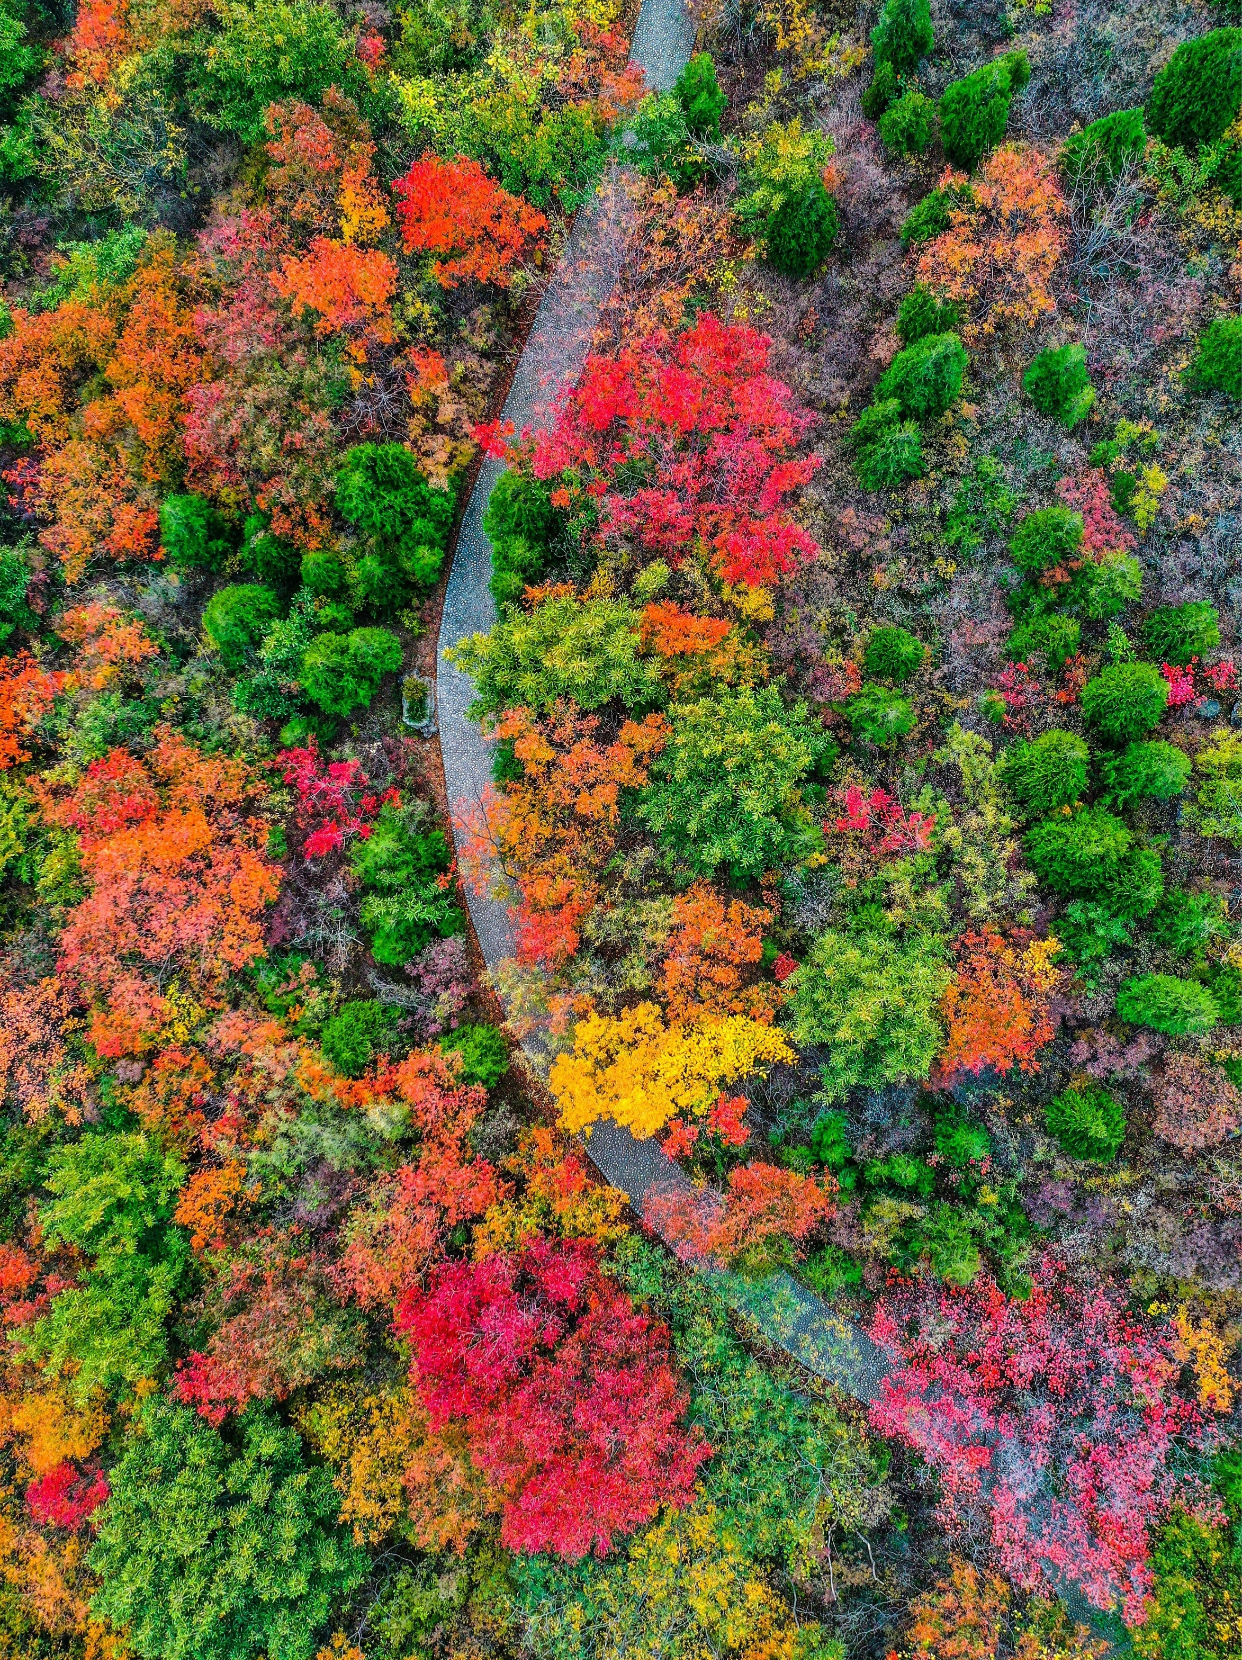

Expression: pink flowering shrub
xmin=1160 ymin=661 xmax=1196 ymax=707
xmin=26 ymin=1461 xmax=109 ymax=1529
xmin=867 ymin=1254 xmax=1215 ymax=1624
xmin=830 ymin=785 xmax=936 ymax=855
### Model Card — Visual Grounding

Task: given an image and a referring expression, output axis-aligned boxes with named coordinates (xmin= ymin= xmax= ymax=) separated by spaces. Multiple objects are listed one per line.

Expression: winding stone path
xmin=433 ymin=9 xmax=1128 ymax=1636
xmin=435 ymin=0 xmax=891 ymax=1406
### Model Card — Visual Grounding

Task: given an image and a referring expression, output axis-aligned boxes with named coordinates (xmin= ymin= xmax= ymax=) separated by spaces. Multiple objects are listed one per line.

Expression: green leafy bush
xmin=1025 ymin=806 xmax=1132 ymax=896
xmin=787 ymin=928 xmax=951 ymax=1101
xmin=674 ymin=52 xmax=726 ymax=139
xmin=1185 ymin=315 xmax=1242 ymax=399
xmin=299 ymin=627 xmax=402 ymax=717
xmin=321 ymin=999 xmax=398 ymax=1077
xmin=1149 ymin=888 xmax=1224 ymax=954
xmin=1100 ymin=844 xmax=1164 ymax=919
xmin=483 ymin=468 xmax=565 ymax=607
xmin=1116 ymin=973 xmax=1220 ymax=1035
xmin=188 ymin=0 xmax=364 ymax=144
xmin=1145 ymin=27 xmax=1242 ymax=150
xmin=1006 ymin=612 xmax=1081 ymax=674
xmin=0 ymin=538 xmax=36 ymax=645
xmin=864 ymin=625 xmax=925 ymax=683
xmin=1046 ymin=1084 xmax=1125 ymax=1160
xmin=89 ymin=1401 xmax=368 ymax=1660
xmin=448 ymin=593 xmax=661 ymax=716
xmin=1060 ymin=107 xmax=1147 ymax=186
xmin=765 ymin=179 xmax=840 ymax=277
xmin=896 ymin=285 xmax=961 ymax=345
xmin=637 ymin=685 xmax=830 ymax=879
xmin=879 ymin=91 xmax=938 ymax=157
xmin=1071 ymin=549 xmax=1143 ymax=620
xmin=1009 ymin=506 xmax=1083 ymax=575
xmin=939 ymin=51 xmax=1030 ymax=172
xmin=862 ymin=58 xmax=898 ymax=122
xmin=300 ymin=550 xmax=348 ymax=597
xmin=851 ymin=400 xmax=925 ymax=489
xmin=1022 ymin=343 xmax=1096 ymax=427
xmin=899 ymin=184 xmax=971 ymax=245
xmin=1192 ymin=729 xmax=1242 ymax=844
xmin=17 ymin=1132 xmax=187 ymax=1401
xmin=440 ymin=1022 xmax=509 ymax=1088
xmin=631 ymin=95 xmax=709 ymax=191
xmin=1100 ymin=740 xmax=1192 ymax=805
xmin=242 ymin=515 xmax=301 ymax=591
xmin=352 ymin=802 xmax=463 ymax=964
xmin=1001 ymin=729 xmax=1089 ymax=815
xmin=875 ymin=331 xmax=968 ymax=419
xmin=202 ymin=585 xmax=282 ymax=670
xmin=736 ymin=120 xmax=839 ymax=277
xmin=336 ymin=443 xmax=456 ymax=603
xmin=1143 ymin=601 xmax=1220 ymax=665
xmin=871 ymin=0 xmax=933 ymax=73
xmin=846 ymin=684 xmax=917 ymax=744
xmin=159 ymin=494 xmax=235 ymax=569
xmin=1081 ymin=661 xmax=1170 ymax=742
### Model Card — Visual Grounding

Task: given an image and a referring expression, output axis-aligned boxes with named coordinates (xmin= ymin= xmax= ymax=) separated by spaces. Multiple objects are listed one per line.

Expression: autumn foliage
xmin=937 ymin=930 xmax=1062 ymax=1081
xmin=529 ymin=313 xmax=821 ymax=588
xmin=38 ymin=728 xmax=279 ymax=1054
xmin=461 ymin=702 xmax=668 ymax=967
xmin=917 ymin=148 xmax=1068 ymax=345
xmin=396 ymin=1234 xmax=709 ymax=1557
xmin=0 ymin=237 xmax=206 ymax=579
xmin=393 ymin=154 xmax=547 ymax=288
xmin=869 ymin=1255 xmax=1216 ymax=1623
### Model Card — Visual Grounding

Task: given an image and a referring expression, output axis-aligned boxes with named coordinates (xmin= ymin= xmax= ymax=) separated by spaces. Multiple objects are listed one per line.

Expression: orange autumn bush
xmin=37 ymin=728 xmax=280 ymax=1055
xmin=660 ymin=882 xmax=778 ymax=1023
xmin=937 ymin=929 xmax=1062 ymax=1081
xmin=0 ymin=236 xmax=207 ymax=579
xmin=917 ymin=147 xmax=1068 ymax=346
xmin=460 ymin=702 xmax=668 ymax=968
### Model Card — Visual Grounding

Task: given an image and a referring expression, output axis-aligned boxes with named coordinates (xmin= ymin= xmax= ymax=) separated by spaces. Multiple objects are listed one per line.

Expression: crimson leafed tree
xmin=868 ymin=1253 xmax=1218 ymax=1623
xmin=395 ymin=1234 xmax=709 ymax=1557
xmin=525 ymin=313 xmax=820 ymax=588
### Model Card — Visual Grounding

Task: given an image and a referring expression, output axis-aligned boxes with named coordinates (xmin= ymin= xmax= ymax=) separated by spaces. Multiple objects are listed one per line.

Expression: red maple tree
xmin=393 ymin=154 xmax=547 ymax=288
xmin=395 ymin=1234 xmax=709 ymax=1557
xmin=527 ymin=313 xmax=820 ymax=588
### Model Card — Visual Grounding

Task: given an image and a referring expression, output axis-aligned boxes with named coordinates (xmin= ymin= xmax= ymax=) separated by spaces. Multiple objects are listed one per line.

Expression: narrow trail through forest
xmin=432 ymin=0 xmax=897 ymax=1412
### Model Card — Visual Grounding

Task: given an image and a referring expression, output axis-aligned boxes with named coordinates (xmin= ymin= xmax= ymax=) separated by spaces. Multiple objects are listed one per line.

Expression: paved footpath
xmin=432 ymin=5 xmax=1129 ymax=1634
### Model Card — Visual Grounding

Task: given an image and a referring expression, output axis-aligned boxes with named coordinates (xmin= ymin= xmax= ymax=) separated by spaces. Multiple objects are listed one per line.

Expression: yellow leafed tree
xmin=549 ymin=1002 xmax=793 ymax=1138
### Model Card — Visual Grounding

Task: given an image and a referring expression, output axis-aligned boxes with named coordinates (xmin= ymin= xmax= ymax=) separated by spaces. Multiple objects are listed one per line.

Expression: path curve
xmin=432 ymin=12 xmax=1129 ymax=1636
xmin=434 ymin=0 xmax=890 ymax=1406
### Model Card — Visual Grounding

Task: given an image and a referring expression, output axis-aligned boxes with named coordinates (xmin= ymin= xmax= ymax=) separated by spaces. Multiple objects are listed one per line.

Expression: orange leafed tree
xmin=0 ymin=237 xmax=207 ymax=579
xmin=0 ymin=974 xmax=91 ymax=1125
xmin=916 ymin=147 xmax=1068 ymax=345
xmin=336 ymin=1049 xmax=508 ymax=1309
xmin=38 ymin=728 xmax=280 ymax=1055
xmin=645 ymin=1160 xmax=835 ymax=1271
xmin=0 ymin=653 xmax=65 ymax=770
xmin=270 ymin=239 xmax=398 ymax=337
xmin=459 ymin=702 xmax=668 ymax=968
xmin=393 ymin=153 xmax=547 ymax=288
xmin=57 ymin=603 xmax=158 ymax=691
xmin=660 ymin=882 xmax=777 ymax=1023
xmin=937 ymin=930 xmax=1062 ymax=1082
xmin=265 ymin=94 xmax=389 ymax=245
